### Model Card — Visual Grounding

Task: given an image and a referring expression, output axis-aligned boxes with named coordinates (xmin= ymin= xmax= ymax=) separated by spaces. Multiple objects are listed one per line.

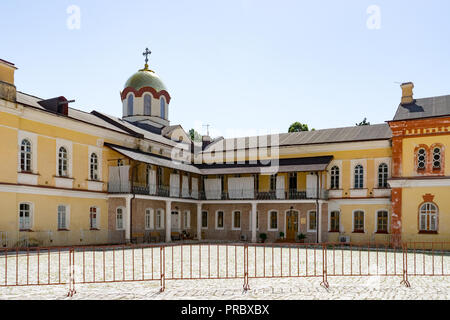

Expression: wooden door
xmin=286 ymin=210 xmax=299 ymax=241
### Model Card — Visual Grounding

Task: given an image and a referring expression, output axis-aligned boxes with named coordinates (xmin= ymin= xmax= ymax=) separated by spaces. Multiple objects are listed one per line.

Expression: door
xmin=306 ymin=174 xmax=318 ymax=199
xmin=171 ymin=211 xmax=180 ymax=231
xmin=286 ymin=210 xmax=299 ymax=241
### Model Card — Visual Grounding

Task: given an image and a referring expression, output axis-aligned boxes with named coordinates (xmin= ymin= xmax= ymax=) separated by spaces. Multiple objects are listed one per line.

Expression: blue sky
xmin=1 ymin=0 xmax=450 ymax=138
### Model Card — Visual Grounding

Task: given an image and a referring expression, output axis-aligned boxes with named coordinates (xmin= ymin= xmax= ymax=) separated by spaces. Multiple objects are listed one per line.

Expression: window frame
xmin=89 ymin=206 xmax=100 ymax=230
xmin=201 ymin=210 xmax=208 ymax=229
xmin=183 ymin=210 xmax=191 ymax=229
xmin=307 ymin=210 xmax=317 ymax=233
xmin=378 ymin=163 xmax=389 ymax=189
xmin=116 ymin=207 xmax=125 ymax=231
xmin=268 ymin=210 xmax=278 ymax=231
xmin=127 ymin=94 xmax=134 ymax=116
xmin=90 ymin=153 xmax=99 ymax=181
xmin=330 ymin=166 xmax=340 ymax=190
xmin=57 ymin=205 xmax=70 ymax=230
xmin=156 ymin=209 xmax=165 ymax=230
xmin=20 ymin=139 xmax=32 ymax=173
xmin=354 ymin=165 xmax=364 ymax=189
xmin=419 ymin=203 xmax=438 ymax=233
xmin=144 ymin=94 xmax=152 ymax=116
xmin=19 ymin=202 xmax=33 ymax=231
xmin=145 ymin=208 xmax=154 ymax=230
xmin=215 ymin=210 xmax=225 ymax=230
xmin=353 ymin=210 xmax=365 ymax=233
xmin=58 ymin=146 xmax=69 ymax=177
xmin=329 ymin=211 xmax=340 ymax=233
xmin=376 ymin=210 xmax=389 ymax=234
xmin=232 ymin=210 xmax=241 ymax=231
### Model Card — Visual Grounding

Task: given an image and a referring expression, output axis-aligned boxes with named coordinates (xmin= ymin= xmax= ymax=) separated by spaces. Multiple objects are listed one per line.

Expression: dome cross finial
xmin=142 ymin=47 xmax=152 ymax=70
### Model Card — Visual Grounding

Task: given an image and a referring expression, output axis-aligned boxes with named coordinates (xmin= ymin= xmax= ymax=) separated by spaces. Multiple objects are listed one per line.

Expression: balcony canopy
xmin=107 ymin=144 xmax=333 ymax=175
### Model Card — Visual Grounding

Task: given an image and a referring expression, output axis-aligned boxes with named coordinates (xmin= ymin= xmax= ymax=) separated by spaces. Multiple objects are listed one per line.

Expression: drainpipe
xmin=316 ymin=171 xmax=320 ymax=244
xmin=129 ymin=164 xmax=137 ymax=244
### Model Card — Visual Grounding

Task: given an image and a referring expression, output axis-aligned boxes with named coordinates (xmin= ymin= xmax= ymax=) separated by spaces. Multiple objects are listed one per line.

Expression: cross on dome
xmin=143 ymin=48 xmax=152 ymax=70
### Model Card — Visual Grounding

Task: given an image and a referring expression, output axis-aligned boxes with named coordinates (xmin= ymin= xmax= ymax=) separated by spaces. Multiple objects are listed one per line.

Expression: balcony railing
xmin=108 ymin=183 xmax=329 ymax=201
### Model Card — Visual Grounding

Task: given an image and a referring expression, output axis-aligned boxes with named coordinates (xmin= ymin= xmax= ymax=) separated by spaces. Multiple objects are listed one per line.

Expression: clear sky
xmin=1 ymin=0 xmax=450 ymax=138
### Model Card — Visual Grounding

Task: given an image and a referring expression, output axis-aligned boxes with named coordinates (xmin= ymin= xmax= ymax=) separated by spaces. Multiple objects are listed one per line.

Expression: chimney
xmin=0 ymin=59 xmax=17 ymax=102
xmin=400 ymin=82 xmax=414 ymax=105
xmin=202 ymin=135 xmax=212 ymax=149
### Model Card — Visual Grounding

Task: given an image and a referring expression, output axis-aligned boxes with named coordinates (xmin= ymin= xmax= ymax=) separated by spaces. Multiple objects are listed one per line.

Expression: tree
xmin=356 ymin=118 xmax=370 ymax=126
xmin=188 ymin=129 xmax=202 ymax=142
xmin=288 ymin=122 xmax=309 ymax=133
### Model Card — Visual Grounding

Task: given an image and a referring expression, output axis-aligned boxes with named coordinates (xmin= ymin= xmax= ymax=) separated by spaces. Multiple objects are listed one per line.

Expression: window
xmin=376 ymin=211 xmax=389 ymax=233
xmin=116 ymin=207 xmax=124 ymax=230
xmin=330 ymin=166 xmax=340 ymax=189
xmin=417 ymin=148 xmax=426 ymax=170
xmin=90 ymin=153 xmax=99 ymax=181
xmin=270 ymin=174 xmax=277 ymax=191
xmin=117 ymin=159 xmax=124 ymax=167
xmin=58 ymin=205 xmax=68 ymax=230
xmin=20 ymin=139 xmax=32 ymax=172
xmin=216 ymin=211 xmax=224 ymax=229
xmin=353 ymin=211 xmax=364 ymax=233
xmin=127 ymin=94 xmax=134 ymax=116
xmin=308 ymin=211 xmax=317 ymax=232
xmin=58 ymin=147 xmax=68 ymax=177
xmin=419 ymin=203 xmax=438 ymax=232
xmin=433 ymin=148 xmax=442 ymax=169
xmin=269 ymin=211 xmax=278 ymax=231
xmin=157 ymin=167 xmax=163 ymax=186
xmin=145 ymin=209 xmax=154 ymax=230
xmin=254 ymin=174 xmax=259 ymax=191
xmin=378 ymin=163 xmax=389 ymax=188
xmin=144 ymin=94 xmax=152 ymax=116
xmin=202 ymin=211 xmax=208 ymax=229
xmin=156 ymin=209 xmax=164 ymax=229
xmin=289 ymin=173 xmax=297 ymax=191
xmin=90 ymin=207 xmax=98 ymax=230
xmin=330 ymin=211 xmax=340 ymax=232
xmin=184 ymin=211 xmax=191 ymax=229
xmin=354 ymin=165 xmax=364 ymax=189
xmin=19 ymin=203 xmax=32 ymax=230
xmin=160 ymin=98 xmax=166 ymax=118
xmin=232 ymin=211 xmax=241 ymax=230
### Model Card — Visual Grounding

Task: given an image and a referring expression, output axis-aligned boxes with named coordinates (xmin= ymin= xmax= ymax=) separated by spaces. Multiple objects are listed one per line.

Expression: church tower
xmin=120 ymin=48 xmax=171 ymax=128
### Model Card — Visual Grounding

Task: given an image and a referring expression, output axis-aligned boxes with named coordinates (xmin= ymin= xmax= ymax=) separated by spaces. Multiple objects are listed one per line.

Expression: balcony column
xmin=251 ymin=202 xmax=257 ymax=243
xmin=318 ymin=201 xmax=323 ymax=243
xmin=165 ymin=200 xmax=172 ymax=243
xmin=197 ymin=203 xmax=202 ymax=241
xmin=125 ymin=195 xmax=132 ymax=243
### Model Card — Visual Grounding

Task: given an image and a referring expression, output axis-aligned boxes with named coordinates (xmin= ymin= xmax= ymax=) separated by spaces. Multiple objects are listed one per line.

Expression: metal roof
xmin=203 ymin=124 xmax=392 ymax=152
xmin=393 ymin=95 xmax=450 ymax=121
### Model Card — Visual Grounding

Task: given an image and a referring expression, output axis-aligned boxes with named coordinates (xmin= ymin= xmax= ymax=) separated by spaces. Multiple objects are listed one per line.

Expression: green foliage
xmin=297 ymin=233 xmax=307 ymax=240
xmin=356 ymin=118 xmax=371 ymax=126
xmin=289 ymin=122 xmax=309 ymax=133
xmin=259 ymin=233 xmax=268 ymax=242
xmin=188 ymin=129 xmax=202 ymax=142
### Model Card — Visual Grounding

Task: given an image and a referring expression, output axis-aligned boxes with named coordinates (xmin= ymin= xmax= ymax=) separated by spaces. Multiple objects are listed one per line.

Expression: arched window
xmin=330 ymin=166 xmax=340 ymax=189
xmin=20 ymin=139 xmax=32 ymax=172
xmin=19 ymin=203 xmax=32 ymax=231
xmin=116 ymin=207 xmax=124 ymax=230
xmin=58 ymin=147 xmax=68 ymax=177
xmin=433 ymin=147 xmax=442 ymax=169
xmin=160 ymin=98 xmax=166 ymax=118
xmin=144 ymin=94 xmax=152 ymax=116
xmin=90 ymin=153 xmax=99 ymax=181
xmin=127 ymin=94 xmax=134 ymax=116
xmin=417 ymin=148 xmax=426 ymax=170
xmin=354 ymin=165 xmax=364 ymax=189
xmin=419 ymin=203 xmax=438 ymax=232
xmin=378 ymin=163 xmax=389 ymax=188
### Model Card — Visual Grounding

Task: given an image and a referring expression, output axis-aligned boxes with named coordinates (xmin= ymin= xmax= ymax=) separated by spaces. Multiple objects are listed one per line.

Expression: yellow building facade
xmin=0 ymin=56 xmax=448 ymax=248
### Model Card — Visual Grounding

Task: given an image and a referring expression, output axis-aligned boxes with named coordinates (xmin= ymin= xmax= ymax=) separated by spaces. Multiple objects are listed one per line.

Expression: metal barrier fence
xmin=0 ymin=242 xmax=448 ymax=296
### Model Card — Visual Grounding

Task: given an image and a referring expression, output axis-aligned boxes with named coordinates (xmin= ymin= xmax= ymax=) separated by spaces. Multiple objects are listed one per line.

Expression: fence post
xmin=320 ymin=244 xmax=330 ymax=289
xmin=401 ymin=243 xmax=411 ymax=288
xmin=67 ymin=248 xmax=76 ymax=297
xmin=243 ymin=244 xmax=250 ymax=292
xmin=160 ymin=246 xmax=165 ymax=292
